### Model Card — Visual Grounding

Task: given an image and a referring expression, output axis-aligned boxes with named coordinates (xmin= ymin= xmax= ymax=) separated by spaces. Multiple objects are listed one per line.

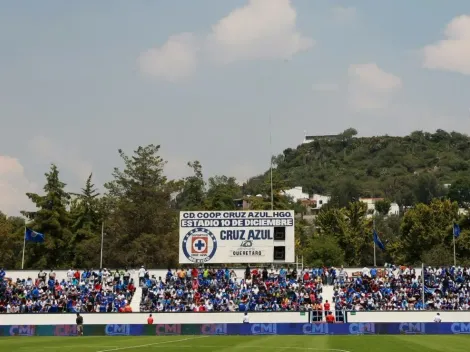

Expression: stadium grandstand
xmin=2 ymin=265 xmax=468 ymax=316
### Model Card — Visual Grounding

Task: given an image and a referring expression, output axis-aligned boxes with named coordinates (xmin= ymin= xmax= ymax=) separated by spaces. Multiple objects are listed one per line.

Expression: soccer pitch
xmin=2 ymin=335 xmax=470 ymax=351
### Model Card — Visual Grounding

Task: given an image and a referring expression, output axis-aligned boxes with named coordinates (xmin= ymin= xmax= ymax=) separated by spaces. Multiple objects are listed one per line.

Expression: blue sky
xmin=1 ymin=0 xmax=470 ymax=215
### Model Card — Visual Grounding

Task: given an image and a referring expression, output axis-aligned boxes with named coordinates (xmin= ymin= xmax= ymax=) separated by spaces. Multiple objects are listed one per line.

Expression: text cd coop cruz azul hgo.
xmin=179 ymin=210 xmax=295 ymax=264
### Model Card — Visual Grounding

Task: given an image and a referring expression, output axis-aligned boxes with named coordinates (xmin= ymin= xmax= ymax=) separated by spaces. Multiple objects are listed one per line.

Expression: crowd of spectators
xmin=332 ymin=265 xmax=470 ymax=311
xmin=2 ymin=264 xmax=468 ymax=314
xmin=140 ymin=266 xmax=327 ymax=313
xmin=0 ymin=268 xmax=135 ymax=314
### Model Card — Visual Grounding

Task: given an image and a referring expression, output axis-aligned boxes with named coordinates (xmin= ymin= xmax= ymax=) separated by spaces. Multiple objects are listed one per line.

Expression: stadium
xmin=1 ymin=210 xmax=470 ymax=351
xmin=3 ymin=1 xmax=470 ymax=351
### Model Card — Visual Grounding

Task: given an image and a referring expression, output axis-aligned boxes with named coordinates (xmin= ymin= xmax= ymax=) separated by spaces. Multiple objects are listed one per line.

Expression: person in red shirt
xmin=147 ymin=314 xmax=153 ymax=324
xmin=326 ymin=312 xmax=335 ymax=324
xmin=324 ymin=300 xmax=330 ymax=312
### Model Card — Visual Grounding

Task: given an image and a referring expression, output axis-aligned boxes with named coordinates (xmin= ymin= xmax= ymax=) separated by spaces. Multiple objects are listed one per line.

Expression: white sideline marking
xmin=96 ymin=336 xmax=209 ymax=352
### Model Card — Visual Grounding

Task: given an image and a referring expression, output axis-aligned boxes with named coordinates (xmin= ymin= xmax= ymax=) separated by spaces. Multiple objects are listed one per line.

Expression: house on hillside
xmin=302 ymin=134 xmax=343 ymax=144
xmin=282 ymin=186 xmax=309 ymax=202
xmin=359 ymin=197 xmax=399 ymax=217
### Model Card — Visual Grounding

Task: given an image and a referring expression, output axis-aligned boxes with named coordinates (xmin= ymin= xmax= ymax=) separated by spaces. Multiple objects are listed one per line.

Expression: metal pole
xmin=453 ymin=235 xmax=456 ymax=266
xmin=21 ymin=226 xmax=26 ymax=269
xmin=373 ymin=217 xmax=376 ymax=267
xmin=422 ymin=262 xmax=425 ymax=310
xmin=100 ymin=221 xmax=104 ymax=268
xmin=373 ymin=243 xmax=376 ymax=267
xmin=269 ymin=114 xmax=273 ymax=211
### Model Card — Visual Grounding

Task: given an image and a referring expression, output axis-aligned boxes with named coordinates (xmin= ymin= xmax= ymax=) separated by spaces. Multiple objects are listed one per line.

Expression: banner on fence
xmin=2 ymin=323 xmax=470 ymax=336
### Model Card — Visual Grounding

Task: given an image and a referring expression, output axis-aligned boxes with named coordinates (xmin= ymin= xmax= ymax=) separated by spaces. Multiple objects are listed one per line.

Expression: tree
xmin=398 ymin=199 xmax=458 ymax=264
xmin=175 ymin=161 xmax=206 ymax=210
xmin=341 ymin=128 xmax=358 ymax=139
xmin=315 ymin=201 xmax=371 ymax=266
xmin=21 ymin=164 xmax=73 ymax=268
xmin=375 ymin=199 xmax=391 ymax=216
xmin=329 ymin=178 xmax=362 ymax=209
xmin=448 ymin=177 xmax=470 ymax=207
xmin=103 ymin=145 xmax=179 ymax=267
xmin=0 ymin=212 xmax=24 ymax=268
xmin=205 ymin=175 xmax=242 ymax=210
xmin=413 ymin=173 xmax=445 ymax=204
xmin=69 ymin=174 xmax=101 ymax=268
xmin=303 ymin=236 xmax=345 ymax=267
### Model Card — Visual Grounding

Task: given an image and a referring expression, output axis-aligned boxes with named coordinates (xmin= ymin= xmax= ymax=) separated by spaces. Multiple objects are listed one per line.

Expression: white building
xmin=282 ymin=186 xmax=309 ymax=203
xmin=359 ymin=197 xmax=400 ymax=217
xmin=312 ymin=194 xmax=330 ymax=209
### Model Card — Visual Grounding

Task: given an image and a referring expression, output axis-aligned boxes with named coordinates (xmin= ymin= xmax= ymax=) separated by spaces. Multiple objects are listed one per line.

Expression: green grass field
xmin=1 ymin=335 xmax=469 ymax=352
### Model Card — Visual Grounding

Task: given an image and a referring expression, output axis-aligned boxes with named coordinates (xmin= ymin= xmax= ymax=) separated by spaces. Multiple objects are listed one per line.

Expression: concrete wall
xmin=3 ymin=267 xmax=421 ymax=281
xmin=347 ymin=311 xmax=470 ymax=323
xmin=0 ymin=312 xmax=307 ymax=325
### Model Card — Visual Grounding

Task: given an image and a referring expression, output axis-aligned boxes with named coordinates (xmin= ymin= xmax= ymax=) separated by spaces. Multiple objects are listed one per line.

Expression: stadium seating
xmin=3 ymin=265 xmax=465 ymax=314
xmin=331 ymin=265 xmax=470 ymax=311
xmin=139 ymin=267 xmax=327 ymax=313
xmin=0 ymin=268 xmax=136 ymax=313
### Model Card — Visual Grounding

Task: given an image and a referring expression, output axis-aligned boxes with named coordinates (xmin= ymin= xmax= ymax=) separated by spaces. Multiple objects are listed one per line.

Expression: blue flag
xmin=453 ymin=223 xmax=461 ymax=238
xmin=25 ymin=228 xmax=45 ymax=243
xmin=373 ymin=229 xmax=386 ymax=251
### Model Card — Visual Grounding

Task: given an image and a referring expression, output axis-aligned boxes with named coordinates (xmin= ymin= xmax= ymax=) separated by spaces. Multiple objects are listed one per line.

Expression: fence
xmin=3 ymin=323 xmax=470 ymax=336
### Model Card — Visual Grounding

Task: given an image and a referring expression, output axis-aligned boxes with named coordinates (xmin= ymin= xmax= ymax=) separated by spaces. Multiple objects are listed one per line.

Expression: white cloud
xmin=0 ymin=155 xmax=37 ymax=215
xmin=206 ymin=0 xmax=313 ymax=64
xmin=423 ymin=15 xmax=470 ymax=75
xmin=331 ymin=6 xmax=357 ymax=23
xmin=348 ymin=63 xmax=402 ymax=111
xmin=138 ymin=0 xmax=313 ymax=79
xmin=138 ymin=33 xmax=199 ymax=82
xmin=29 ymin=136 xmax=94 ymax=184
xmin=312 ymin=83 xmax=339 ymax=92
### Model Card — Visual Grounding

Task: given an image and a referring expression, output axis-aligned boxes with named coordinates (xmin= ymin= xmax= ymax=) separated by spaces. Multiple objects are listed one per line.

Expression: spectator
xmin=140 ymin=267 xmax=324 ymax=313
xmin=0 ymin=270 xmax=136 ymax=314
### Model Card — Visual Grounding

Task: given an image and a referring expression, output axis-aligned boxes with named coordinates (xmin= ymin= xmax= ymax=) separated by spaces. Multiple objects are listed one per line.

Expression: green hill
xmin=244 ymin=129 xmax=470 ymax=207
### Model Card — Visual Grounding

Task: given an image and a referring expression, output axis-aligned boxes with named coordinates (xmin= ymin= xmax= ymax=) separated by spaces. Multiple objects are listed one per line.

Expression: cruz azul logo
xmin=182 ymin=228 xmax=217 ymax=263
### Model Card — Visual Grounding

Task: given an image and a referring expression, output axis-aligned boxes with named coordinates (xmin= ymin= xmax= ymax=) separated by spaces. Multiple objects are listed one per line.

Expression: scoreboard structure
xmin=179 ymin=210 xmax=295 ymax=264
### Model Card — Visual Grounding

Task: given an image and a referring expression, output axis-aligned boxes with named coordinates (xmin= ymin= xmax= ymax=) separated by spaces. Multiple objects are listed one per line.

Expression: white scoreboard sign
xmin=179 ymin=210 xmax=295 ymax=264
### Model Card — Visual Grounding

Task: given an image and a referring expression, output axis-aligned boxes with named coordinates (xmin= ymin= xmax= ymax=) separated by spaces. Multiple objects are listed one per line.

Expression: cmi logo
xmin=251 ymin=323 xmax=277 ymax=335
xmin=201 ymin=324 xmax=227 ymax=335
xmin=349 ymin=323 xmax=375 ymax=335
xmin=54 ymin=325 xmax=77 ymax=336
xmin=182 ymin=228 xmax=217 ymax=263
xmin=9 ymin=325 xmax=35 ymax=336
xmin=399 ymin=323 xmax=425 ymax=334
xmin=302 ymin=323 xmax=329 ymax=335
xmin=155 ymin=324 xmax=181 ymax=335
xmin=451 ymin=323 xmax=470 ymax=334
xmin=105 ymin=324 xmax=130 ymax=336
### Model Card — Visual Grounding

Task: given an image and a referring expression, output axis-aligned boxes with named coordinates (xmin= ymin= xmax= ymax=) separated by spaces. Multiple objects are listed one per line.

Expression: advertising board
xmin=179 ymin=210 xmax=295 ymax=264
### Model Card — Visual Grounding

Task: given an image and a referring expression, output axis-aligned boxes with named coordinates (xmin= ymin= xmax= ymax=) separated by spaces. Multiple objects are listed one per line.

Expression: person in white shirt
xmin=434 ymin=313 xmax=442 ymax=323
xmin=138 ymin=266 xmax=146 ymax=286
xmin=243 ymin=312 xmax=249 ymax=324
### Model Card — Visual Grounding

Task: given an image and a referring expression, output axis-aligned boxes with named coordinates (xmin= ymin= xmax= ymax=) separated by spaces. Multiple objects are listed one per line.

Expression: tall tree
xmin=70 ymin=174 xmax=101 ymax=268
xmin=175 ymin=161 xmax=206 ymax=210
xmin=0 ymin=213 xmax=24 ymax=268
xmin=22 ymin=164 xmax=72 ymax=268
xmin=398 ymin=199 xmax=458 ymax=264
xmin=103 ymin=145 xmax=178 ymax=268
xmin=448 ymin=177 xmax=470 ymax=207
xmin=205 ymin=175 xmax=242 ymax=210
